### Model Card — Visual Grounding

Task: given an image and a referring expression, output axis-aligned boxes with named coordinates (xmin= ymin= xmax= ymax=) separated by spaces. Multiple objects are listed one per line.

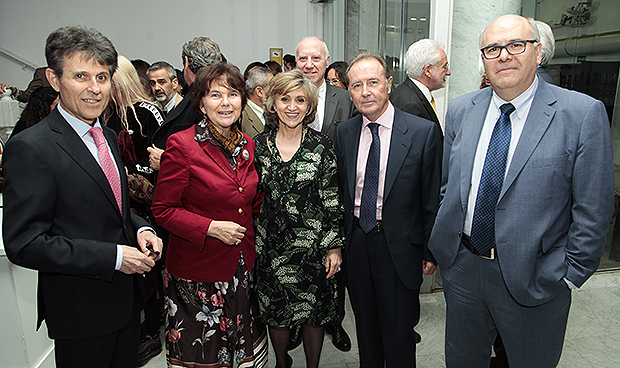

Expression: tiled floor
xmin=145 ymin=269 xmax=620 ymax=367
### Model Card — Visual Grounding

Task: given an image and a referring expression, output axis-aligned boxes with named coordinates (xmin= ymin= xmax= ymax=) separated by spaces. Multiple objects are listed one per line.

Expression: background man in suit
xmin=390 ymin=38 xmax=450 ymax=135
xmin=293 ymin=35 xmax=355 ymax=351
xmin=2 ymin=25 xmax=163 ymax=368
xmin=148 ymin=36 xmax=222 ymax=170
xmin=335 ymin=51 xmax=442 ymax=367
xmin=428 ymin=14 xmax=614 ymax=367
xmin=147 ymin=61 xmax=183 ymax=115
xmin=241 ymin=65 xmax=274 ymax=138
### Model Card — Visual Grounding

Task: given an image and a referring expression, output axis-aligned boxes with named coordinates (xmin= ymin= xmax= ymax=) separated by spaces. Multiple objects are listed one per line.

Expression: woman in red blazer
xmin=152 ymin=63 xmax=266 ymax=367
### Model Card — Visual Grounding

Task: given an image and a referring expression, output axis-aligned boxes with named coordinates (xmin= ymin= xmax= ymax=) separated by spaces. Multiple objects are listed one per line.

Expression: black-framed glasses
xmin=481 ymin=40 xmax=537 ymax=59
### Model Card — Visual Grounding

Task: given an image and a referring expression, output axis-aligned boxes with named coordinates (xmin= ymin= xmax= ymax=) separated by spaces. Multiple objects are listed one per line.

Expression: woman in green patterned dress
xmin=254 ymin=70 xmax=344 ymax=368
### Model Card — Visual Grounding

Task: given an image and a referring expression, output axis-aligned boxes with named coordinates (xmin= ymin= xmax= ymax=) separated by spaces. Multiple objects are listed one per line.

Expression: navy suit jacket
xmin=335 ymin=107 xmax=442 ymax=290
xmin=2 ymin=108 xmax=148 ymax=339
xmin=428 ymin=78 xmax=614 ymax=306
xmin=390 ymin=78 xmax=442 ymax=136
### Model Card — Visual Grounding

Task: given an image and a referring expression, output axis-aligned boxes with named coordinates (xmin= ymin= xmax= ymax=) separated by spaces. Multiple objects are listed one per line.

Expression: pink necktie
xmin=88 ymin=126 xmax=123 ymax=214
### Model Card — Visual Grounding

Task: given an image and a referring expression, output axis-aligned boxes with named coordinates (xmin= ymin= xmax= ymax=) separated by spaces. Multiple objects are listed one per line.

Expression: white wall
xmin=0 ymin=0 xmax=329 ymax=90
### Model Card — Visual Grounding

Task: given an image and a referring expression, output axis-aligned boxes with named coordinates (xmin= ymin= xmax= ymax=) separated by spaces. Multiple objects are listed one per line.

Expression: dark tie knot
xmin=500 ymin=103 xmax=515 ymax=116
xmin=367 ymin=122 xmax=379 ymax=134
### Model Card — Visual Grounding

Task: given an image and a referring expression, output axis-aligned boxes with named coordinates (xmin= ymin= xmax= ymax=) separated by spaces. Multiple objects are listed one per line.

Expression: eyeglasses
xmin=480 ymin=40 xmax=537 ymax=60
xmin=327 ymin=78 xmax=341 ymax=85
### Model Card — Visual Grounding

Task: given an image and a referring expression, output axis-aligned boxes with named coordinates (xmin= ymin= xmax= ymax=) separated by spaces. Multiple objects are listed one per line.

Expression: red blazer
xmin=152 ymin=125 xmax=261 ymax=282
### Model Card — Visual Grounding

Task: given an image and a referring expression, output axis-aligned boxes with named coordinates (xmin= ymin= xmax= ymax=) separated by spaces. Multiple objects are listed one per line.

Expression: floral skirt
xmin=165 ymin=256 xmax=268 ymax=368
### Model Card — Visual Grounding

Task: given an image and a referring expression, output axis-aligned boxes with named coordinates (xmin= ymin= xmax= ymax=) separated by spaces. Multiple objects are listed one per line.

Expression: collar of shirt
xmin=164 ymin=93 xmax=180 ymax=113
xmin=411 ymin=77 xmax=433 ymax=104
xmin=247 ymin=99 xmax=266 ymax=125
xmin=57 ymin=102 xmax=102 ymax=139
xmin=491 ymin=74 xmax=538 ymax=123
xmin=362 ymin=101 xmax=395 ymax=131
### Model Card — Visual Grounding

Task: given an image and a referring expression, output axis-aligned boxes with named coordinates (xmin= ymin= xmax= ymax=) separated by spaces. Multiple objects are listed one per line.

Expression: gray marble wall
xmin=449 ymin=0 xmax=521 ymax=101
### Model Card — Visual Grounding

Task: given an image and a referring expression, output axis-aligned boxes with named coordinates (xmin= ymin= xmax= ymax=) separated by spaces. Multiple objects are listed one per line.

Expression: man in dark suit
xmin=428 ymin=15 xmax=613 ymax=367
xmin=294 ymin=36 xmax=356 ymax=351
xmin=148 ymin=36 xmax=222 ymax=170
xmin=390 ymin=38 xmax=450 ymax=136
xmin=335 ymin=51 xmax=442 ymax=367
xmin=2 ymin=25 xmax=162 ymax=368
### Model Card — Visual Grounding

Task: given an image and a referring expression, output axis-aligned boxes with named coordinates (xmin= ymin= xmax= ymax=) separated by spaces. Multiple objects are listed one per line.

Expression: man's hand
xmin=422 ymin=260 xmax=437 ymax=275
xmin=137 ymin=230 xmax=163 ymax=261
xmin=147 ymin=145 xmax=164 ymax=170
xmin=119 ymin=245 xmax=156 ymax=275
xmin=325 ymin=247 xmax=342 ymax=278
xmin=207 ymin=220 xmax=246 ymax=246
xmin=0 ymin=83 xmax=17 ymax=96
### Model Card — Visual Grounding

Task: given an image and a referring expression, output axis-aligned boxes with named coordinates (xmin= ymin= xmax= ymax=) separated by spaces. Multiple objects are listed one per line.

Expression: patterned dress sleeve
xmin=317 ymin=135 xmax=345 ymax=251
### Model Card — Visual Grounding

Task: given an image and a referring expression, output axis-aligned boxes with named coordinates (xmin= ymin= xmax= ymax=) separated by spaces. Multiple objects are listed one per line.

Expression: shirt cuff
xmin=115 ymin=244 xmax=123 ymax=271
xmin=564 ymin=277 xmax=578 ymax=290
xmin=138 ymin=226 xmax=156 ymax=236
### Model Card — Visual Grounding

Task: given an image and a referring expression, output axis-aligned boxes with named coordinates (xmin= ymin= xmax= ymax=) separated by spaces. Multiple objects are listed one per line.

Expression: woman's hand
xmin=207 ymin=220 xmax=246 ymax=246
xmin=324 ymin=247 xmax=342 ymax=279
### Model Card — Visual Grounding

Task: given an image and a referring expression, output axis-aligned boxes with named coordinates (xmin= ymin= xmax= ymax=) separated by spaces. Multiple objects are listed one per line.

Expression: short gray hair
xmin=347 ymin=51 xmax=391 ymax=82
xmin=181 ymin=37 xmax=222 ymax=74
xmin=245 ymin=66 xmax=271 ymax=96
xmin=531 ymin=19 xmax=555 ymax=67
xmin=147 ymin=61 xmax=177 ymax=80
xmin=45 ymin=25 xmax=117 ymax=79
xmin=404 ymin=39 xmax=444 ymax=79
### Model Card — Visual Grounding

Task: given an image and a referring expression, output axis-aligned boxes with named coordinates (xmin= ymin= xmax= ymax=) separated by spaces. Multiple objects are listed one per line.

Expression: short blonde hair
xmin=263 ymin=70 xmax=318 ymax=126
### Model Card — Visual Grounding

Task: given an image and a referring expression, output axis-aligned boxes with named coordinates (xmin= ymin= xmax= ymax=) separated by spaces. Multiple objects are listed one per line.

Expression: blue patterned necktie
xmin=359 ymin=122 xmax=380 ymax=234
xmin=470 ymin=103 xmax=515 ymax=255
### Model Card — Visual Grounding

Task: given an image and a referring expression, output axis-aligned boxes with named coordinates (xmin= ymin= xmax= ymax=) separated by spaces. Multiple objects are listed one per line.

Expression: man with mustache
xmin=147 ymin=61 xmax=182 ymax=116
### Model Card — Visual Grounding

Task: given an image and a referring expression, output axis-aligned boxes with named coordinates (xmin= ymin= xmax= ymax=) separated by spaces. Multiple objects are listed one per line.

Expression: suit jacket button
xmin=238 ymin=208 xmax=243 ymax=214
xmin=238 ymin=187 xmax=243 ymax=193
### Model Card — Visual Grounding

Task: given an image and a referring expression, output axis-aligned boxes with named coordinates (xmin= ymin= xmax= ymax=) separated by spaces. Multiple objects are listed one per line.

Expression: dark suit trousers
xmin=442 ymin=244 xmax=571 ymax=368
xmin=54 ymin=287 xmax=141 ymax=368
xmin=345 ymin=225 xmax=420 ymax=368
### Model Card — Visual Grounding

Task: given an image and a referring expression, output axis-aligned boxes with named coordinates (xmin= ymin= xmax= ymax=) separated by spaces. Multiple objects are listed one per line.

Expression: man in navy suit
xmin=390 ymin=38 xmax=450 ymax=136
xmin=335 ymin=51 xmax=442 ymax=367
xmin=2 ymin=25 xmax=162 ymax=368
xmin=428 ymin=14 xmax=613 ymax=367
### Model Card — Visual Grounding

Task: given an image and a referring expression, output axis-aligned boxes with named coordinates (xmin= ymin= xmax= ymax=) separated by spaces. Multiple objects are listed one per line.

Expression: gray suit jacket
xmin=321 ymin=83 xmax=355 ymax=143
xmin=428 ymin=78 xmax=614 ymax=306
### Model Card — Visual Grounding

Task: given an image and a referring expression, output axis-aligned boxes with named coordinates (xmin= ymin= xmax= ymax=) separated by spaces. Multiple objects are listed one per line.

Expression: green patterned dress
xmin=254 ymin=126 xmax=345 ymax=327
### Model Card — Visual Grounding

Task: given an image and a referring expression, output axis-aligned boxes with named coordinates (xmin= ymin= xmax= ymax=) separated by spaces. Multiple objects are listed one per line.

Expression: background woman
xmin=325 ymin=61 xmax=349 ymax=90
xmin=254 ymin=70 xmax=344 ymax=368
xmin=152 ymin=62 xmax=266 ymax=367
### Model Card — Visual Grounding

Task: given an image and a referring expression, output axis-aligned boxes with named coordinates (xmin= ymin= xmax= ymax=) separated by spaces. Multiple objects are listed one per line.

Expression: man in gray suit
xmin=429 ymin=14 xmax=613 ymax=367
xmin=390 ymin=38 xmax=450 ymax=136
xmin=294 ymin=36 xmax=355 ymax=352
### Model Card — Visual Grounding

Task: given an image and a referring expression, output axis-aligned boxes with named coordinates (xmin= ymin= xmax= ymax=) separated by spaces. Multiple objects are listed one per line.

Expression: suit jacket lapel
xmin=409 ymin=79 xmax=439 ymax=123
xmin=460 ymin=89 xmax=492 ymax=210
xmin=51 ymin=111 xmax=123 ymax=216
xmin=322 ymin=84 xmax=338 ymax=135
xmin=200 ymin=140 xmax=241 ymax=184
xmin=500 ymin=80 xmax=556 ymax=200
xmin=384 ymin=109 xmax=409 ymax=200
xmin=343 ymin=116 xmax=362 ymax=205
